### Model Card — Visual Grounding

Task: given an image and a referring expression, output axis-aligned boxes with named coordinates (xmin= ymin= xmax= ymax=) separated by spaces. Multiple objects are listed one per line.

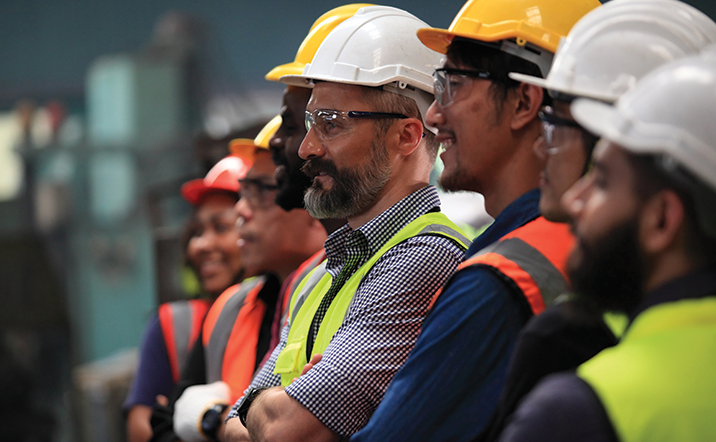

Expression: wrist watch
xmin=238 ymin=387 xmax=268 ymax=428
xmin=201 ymin=403 xmax=228 ymax=442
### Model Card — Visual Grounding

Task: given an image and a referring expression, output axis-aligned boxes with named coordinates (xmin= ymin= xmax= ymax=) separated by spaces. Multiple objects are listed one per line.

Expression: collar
xmin=630 ymin=266 xmax=716 ymax=321
xmin=323 ymin=185 xmax=441 ymax=273
xmin=466 ymin=188 xmax=541 ymax=257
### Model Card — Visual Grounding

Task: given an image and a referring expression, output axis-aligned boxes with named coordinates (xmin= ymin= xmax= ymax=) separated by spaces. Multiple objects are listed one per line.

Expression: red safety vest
xmin=201 ymin=277 xmax=267 ymax=403
xmin=431 ymin=217 xmax=574 ymax=315
xmin=158 ymin=299 xmax=211 ymax=383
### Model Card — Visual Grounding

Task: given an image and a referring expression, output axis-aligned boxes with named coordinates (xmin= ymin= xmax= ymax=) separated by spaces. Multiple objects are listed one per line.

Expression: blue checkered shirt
xmin=226 ymin=185 xmax=465 ymax=436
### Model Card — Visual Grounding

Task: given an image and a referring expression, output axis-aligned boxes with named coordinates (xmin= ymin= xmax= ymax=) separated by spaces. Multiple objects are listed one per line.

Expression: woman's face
xmin=186 ymin=192 xmax=243 ymax=296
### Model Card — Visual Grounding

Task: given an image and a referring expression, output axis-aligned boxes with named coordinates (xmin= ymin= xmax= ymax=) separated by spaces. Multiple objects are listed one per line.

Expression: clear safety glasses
xmin=238 ymin=178 xmax=279 ymax=210
xmin=304 ymin=109 xmax=408 ymax=140
xmin=432 ymin=67 xmax=492 ymax=108
xmin=537 ymin=106 xmax=597 ymax=159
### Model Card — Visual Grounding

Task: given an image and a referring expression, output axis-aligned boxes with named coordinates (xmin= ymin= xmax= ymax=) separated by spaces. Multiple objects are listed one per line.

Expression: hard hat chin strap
xmin=382 ymin=82 xmax=438 ymax=135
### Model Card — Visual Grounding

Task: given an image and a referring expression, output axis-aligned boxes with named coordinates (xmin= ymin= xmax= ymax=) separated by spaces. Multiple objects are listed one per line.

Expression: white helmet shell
xmin=281 ymin=5 xmax=444 ymax=132
xmin=571 ymin=46 xmax=716 ymax=193
xmin=510 ymin=0 xmax=716 ymax=102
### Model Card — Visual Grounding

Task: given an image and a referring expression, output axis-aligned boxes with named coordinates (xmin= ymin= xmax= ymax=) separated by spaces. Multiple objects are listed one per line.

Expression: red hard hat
xmin=180 ymin=154 xmax=251 ymax=205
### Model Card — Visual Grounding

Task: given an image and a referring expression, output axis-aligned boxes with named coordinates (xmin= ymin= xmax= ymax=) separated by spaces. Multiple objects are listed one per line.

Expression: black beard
xmin=275 ymin=165 xmax=312 ymax=211
xmin=568 ymin=219 xmax=645 ymax=314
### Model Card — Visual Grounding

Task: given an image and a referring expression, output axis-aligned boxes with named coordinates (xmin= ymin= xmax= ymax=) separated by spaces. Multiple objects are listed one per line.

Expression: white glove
xmin=173 ymin=381 xmax=230 ymax=442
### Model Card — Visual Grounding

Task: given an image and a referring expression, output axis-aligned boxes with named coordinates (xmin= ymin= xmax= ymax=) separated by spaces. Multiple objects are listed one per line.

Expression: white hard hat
xmin=280 ymin=5 xmax=444 ymax=133
xmin=571 ymin=46 xmax=716 ymax=194
xmin=510 ymin=0 xmax=716 ymax=103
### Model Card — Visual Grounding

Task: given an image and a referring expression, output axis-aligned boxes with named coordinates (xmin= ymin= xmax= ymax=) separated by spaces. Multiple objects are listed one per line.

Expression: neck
xmin=320 ymin=218 xmax=347 ymax=235
xmin=482 ymin=131 xmax=542 ymax=218
xmin=347 ymin=181 xmax=428 ymax=229
xmin=644 ymin=249 xmax=699 ymax=293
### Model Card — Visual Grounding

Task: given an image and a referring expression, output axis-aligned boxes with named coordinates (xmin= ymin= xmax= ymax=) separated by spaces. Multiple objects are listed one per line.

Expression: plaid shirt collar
xmin=323 ymin=185 xmax=441 ymax=277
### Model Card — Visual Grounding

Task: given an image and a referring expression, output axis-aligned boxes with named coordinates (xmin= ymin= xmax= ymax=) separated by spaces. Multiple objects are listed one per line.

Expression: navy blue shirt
xmin=352 ymin=189 xmax=541 ymax=442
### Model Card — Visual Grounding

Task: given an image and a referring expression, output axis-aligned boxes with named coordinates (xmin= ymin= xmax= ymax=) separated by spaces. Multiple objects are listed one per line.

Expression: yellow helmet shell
xmin=417 ymin=0 xmax=601 ymax=55
xmin=265 ymin=4 xmax=373 ymax=81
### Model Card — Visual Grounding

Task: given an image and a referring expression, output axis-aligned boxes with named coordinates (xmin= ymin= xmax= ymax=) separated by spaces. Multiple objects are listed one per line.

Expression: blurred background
xmin=1 ymin=0 xmax=714 ymax=441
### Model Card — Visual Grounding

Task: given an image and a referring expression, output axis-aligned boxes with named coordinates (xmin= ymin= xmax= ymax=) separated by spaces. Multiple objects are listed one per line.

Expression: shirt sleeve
xmin=351 ymin=265 xmax=528 ymax=442
xmin=283 ymin=235 xmax=464 ymax=436
xmin=498 ymin=373 xmax=618 ymax=442
xmin=124 ymin=314 xmax=175 ymax=410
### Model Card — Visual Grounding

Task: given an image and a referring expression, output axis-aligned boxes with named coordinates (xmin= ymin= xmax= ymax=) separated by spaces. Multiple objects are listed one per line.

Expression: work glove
xmin=173 ymin=381 xmax=230 ymax=442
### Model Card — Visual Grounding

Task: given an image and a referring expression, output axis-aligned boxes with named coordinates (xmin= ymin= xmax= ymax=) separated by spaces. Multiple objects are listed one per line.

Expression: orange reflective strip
xmin=470 ymin=253 xmax=546 ymax=315
xmin=203 ymin=284 xmax=239 ymax=347
xmin=221 ymin=283 xmax=266 ymax=403
xmin=188 ymin=299 xmax=210 ymax=352
xmin=158 ymin=304 xmax=180 ymax=382
xmin=501 ymin=218 xmax=573 ymax=281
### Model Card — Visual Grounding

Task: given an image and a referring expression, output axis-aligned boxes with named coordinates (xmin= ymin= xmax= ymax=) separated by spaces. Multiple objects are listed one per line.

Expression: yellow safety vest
xmin=578 ymin=297 xmax=716 ymax=442
xmin=274 ymin=212 xmax=471 ymax=385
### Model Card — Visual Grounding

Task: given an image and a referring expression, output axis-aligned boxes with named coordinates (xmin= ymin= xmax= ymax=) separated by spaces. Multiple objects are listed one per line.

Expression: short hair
xmin=627 ymin=153 xmax=716 ymax=266
xmin=360 ymin=86 xmax=440 ymax=162
xmin=446 ymin=37 xmax=551 ymax=111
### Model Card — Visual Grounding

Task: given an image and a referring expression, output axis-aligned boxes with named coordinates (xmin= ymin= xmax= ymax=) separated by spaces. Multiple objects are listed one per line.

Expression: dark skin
xmin=270 ymin=85 xmax=345 ymax=234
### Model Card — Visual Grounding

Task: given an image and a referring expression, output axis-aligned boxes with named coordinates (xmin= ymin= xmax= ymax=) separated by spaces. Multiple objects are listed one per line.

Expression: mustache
xmin=301 ymin=157 xmax=338 ymax=178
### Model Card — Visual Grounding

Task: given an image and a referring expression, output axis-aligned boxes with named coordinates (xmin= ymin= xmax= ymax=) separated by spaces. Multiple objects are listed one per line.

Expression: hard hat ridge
xmin=280 ymin=5 xmax=445 ymax=133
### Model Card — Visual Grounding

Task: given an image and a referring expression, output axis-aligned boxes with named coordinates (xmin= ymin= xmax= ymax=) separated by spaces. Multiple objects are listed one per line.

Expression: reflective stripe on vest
xmin=434 ymin=216 xmax=573 ymax=315
xmin=578 ymin=298 xmax=716 ymax=442
xmin=281 ymin=249 xmax=328 ymax=329
xmin=202 ymin=276 xmax=266 ymax=403
xmin=158 ymin=299 xmax=210 ymax=382
xmin=274 ymin=212 xmax=471 ymax=386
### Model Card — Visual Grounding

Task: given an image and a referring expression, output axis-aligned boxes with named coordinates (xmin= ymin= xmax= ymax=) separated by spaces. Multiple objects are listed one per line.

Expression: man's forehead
xmin=308 ymin=82 xmax=366 ymax=109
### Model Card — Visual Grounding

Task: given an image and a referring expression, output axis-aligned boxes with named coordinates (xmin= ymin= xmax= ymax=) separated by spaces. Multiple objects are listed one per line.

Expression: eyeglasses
xmin=537 ymin=106 xmax=597 ymax=158
xmin=304 ymin=109 xmax=408 ymax=140
xmin=238 ymin=178 xmax=279 ymax=209
xmin=433 ymin=68 xmax=492 ymax=108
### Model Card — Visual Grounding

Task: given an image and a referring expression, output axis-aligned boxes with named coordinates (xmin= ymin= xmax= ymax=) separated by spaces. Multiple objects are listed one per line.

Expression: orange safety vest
xmin=280 ymin=249 xmax=328 ymax=328
xmin=158 ymin=299 xmax=211 ymax=383
xmin=431 ymin=217 xmax=574 ymax=315
xmin=201 ymin=276 xmax=268 ymax=403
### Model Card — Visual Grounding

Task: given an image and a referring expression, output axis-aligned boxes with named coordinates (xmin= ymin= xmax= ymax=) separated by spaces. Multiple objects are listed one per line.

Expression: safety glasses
xmin=238 ymin=178 xmax=279 ymax=210
xmin=432 ymin=67 xmax=492 ymax=108
xmin=304 ymin=109 xmax=408 ymax=140
xmin=537 ymin=106 xmax=597 ymax=158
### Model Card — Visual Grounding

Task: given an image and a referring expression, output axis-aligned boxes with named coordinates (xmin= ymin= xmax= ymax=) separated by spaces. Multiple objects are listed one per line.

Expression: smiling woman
xmin=123 ymin=154 xmax=249 ymax=442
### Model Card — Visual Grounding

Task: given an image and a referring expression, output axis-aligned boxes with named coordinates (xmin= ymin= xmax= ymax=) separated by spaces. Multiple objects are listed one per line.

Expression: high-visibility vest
xmin=274 ymin=212 xmax=472 ymax=386
xmin=158 ymin=299 xmax=211 ymax=383
xmin=202 ymin=276 xmax=268 ymax=403
xmin=578 ymin=297 xmax=716 ymax=442
xmin=431 ymin=216 xmax=574 ymax=315
xmin=281 ymin=249 xmax=328 ymax=329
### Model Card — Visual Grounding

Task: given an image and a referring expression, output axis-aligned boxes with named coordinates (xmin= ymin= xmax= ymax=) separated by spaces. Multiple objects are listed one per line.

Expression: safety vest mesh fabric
xmin=202 ymin=276 xmax=267 ymax=403
xmin=578 ymin=298 xmax=716 ymax=442
xmin=158 ymin=299 xmax=211 ymax=383
xmin=281 ymin=249 xmax=328 ymax=329
xmin=274 ymin=212 xmax=471 ymax=386
xmin=433 ymin=216 xmax=573 ymax=315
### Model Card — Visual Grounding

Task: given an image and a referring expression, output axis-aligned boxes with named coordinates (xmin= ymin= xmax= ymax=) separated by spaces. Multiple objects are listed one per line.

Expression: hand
xmin=292 ymin=353 xmax=323 ymax=383
xmin=173 ymin=381 xmax=230 ymax=442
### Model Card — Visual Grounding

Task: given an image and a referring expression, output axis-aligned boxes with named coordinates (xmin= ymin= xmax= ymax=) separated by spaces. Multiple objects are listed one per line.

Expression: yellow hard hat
xmin=265 ymin=4 xmax=373 ymax=81
xmin=417 ymin=0 xmax=601 ymax=55
xmin=229 ymin=115 xmax=282 ymax=162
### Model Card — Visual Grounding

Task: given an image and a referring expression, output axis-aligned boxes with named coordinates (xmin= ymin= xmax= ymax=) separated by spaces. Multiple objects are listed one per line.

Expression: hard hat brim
xmin=265 ymin=62 xmax=307 ymax=82
xmin=510 ymin=72 xmax=622 ymax=103
xmin=571 ymin=98 xmax=618 ymax=143
xmin=180 ymin=179 xmax=238 ymax=206
xmin=416 ymin=27 xmax=457 ymax=55
xmin=508 ymin=72 xmax=549 ymax=88
xmin=229 ymin=138 xmax=259 ymax=163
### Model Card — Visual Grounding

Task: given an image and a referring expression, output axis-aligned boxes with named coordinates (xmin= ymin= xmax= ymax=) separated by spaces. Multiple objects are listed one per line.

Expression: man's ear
xmin=393 ymin=117 xmax=424 ymax=156
xmin=640 ymin=189 xmax=686 ymax=254
xmin=510 ymin=83 xmax=543 ymax=131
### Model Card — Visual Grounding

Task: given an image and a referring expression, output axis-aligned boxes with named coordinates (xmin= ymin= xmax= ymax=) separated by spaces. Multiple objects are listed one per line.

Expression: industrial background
xmin=1 ymin=1 xmax=714 ymax=441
